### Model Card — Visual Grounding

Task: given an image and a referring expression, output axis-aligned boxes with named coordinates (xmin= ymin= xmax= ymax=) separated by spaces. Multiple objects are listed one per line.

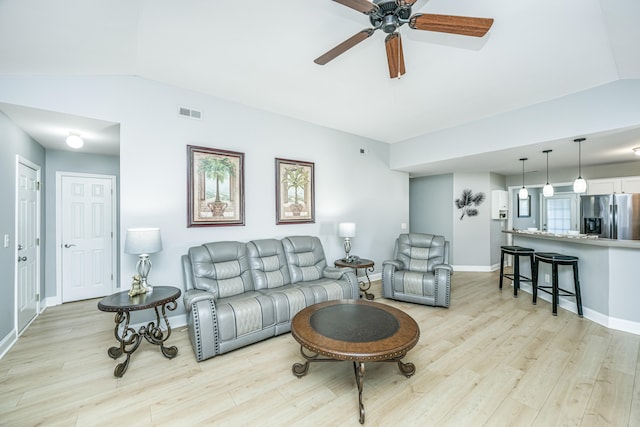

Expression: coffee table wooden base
xmin=290 ymin=300 xmax=419 ymax=424
xmin=292 ymin=347 xmax=416 ymax=424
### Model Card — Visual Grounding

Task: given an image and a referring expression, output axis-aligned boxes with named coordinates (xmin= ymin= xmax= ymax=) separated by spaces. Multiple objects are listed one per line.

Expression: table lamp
xmin=124 ymin=227 xmax=162 ymax=296
xmin=338 ymin=222 xmax=356 ymax=261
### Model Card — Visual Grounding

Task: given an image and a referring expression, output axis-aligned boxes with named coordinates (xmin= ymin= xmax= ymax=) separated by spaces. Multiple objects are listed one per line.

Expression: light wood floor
xmin=2 ymin=271 xmax=640 ymax=426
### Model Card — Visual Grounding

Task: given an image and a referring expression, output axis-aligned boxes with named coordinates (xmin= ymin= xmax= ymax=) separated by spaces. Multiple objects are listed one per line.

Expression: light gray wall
xmin=512 ymin=187 xmax=541 ymax=230
xmin=0 ymin=75 xmax=409 ymax=325
xmin=452 ymin=173 xmax=492 ymax=268
xmin=409 ymin=173 xmax=453 ymax=244
xmin=391 ymin=79 xmax=640 ymax=172
xmin=44 ymin=150 xmax=120 ymax=299
xmin=410 ymin=172 xmax=506 ymax=268
xmin=505 ymin=160 xmax=640 ymax=187
xmin=0 ymin=111 xmax=46 ymax=341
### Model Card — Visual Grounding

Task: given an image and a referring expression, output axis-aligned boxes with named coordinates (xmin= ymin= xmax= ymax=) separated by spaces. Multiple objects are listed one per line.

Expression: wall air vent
xmin=178 ymin=106 xmax=202 ymax=120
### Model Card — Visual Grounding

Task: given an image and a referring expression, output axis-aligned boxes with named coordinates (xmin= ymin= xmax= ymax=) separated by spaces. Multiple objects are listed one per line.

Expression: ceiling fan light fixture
xmin=66 ymin=133 xmax=84 ymax=149
xmin=633 ymin=147 xmax=640 ymax=156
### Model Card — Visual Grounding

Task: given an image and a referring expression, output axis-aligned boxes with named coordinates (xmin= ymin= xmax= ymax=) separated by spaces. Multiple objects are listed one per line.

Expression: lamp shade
xmin=338 ymin=222 xmax=356 ymax=238
xmin=124 ymin=228 xmax=162 ymax=255
xmin=543 ymin=183 xmax=554 ymax=197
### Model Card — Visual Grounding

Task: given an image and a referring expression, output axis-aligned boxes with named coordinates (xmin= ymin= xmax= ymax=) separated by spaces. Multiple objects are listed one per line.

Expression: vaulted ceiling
xmin=1 ymin=0 xmax=639 ymax=176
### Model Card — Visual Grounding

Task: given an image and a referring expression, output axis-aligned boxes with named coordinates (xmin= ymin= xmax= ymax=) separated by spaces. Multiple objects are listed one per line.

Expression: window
xmin=543 ymin=194 xmax=579 ymax=233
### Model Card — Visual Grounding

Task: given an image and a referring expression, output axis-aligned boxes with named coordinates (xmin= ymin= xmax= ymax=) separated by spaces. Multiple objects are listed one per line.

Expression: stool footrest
xmin=503 ymin=273 xmax=532 ymax=283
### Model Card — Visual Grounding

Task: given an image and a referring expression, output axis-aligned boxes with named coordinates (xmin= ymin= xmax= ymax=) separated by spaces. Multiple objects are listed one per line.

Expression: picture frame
xmin=518 ymin=196 xmax=531 ymax=218
xmin=187 ymin=145 xmax=245 ymax=227
xmin=275 ymin=158 xmax=315 ymax=224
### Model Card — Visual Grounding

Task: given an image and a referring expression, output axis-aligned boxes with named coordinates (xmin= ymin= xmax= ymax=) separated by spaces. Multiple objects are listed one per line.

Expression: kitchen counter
xmin=503 ymin=230 xmax=640 ymax=249
xmin=503 ymin=230 xmax=640 ymax=335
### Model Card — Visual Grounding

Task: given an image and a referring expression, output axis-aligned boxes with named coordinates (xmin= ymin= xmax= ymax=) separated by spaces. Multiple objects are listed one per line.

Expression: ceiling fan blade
xmin=385 ymin=33 xmax=406 ymax=79
xmin=314 ymin=29 xmax=376 ymax=65
xmin=333 ymin=0 xmax=379 ymax=15
xmin=409 ymin=13 xmax=494 ymax=37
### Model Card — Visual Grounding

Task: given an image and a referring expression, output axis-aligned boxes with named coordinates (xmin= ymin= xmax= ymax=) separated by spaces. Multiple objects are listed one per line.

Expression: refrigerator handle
xmin=609 ymin=205 xmax=615 ymax=239
xmin=612 ymin=203 xmax=617 ymax=239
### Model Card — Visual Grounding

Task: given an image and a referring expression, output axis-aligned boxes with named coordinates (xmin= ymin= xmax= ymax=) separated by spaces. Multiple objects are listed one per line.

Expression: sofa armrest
xmin=322 ymin=266 xmax=351 ymax=280
xmin=183 ymin=289 xmax=217 ymax=312
xmin=382 ymin=259 xmax=404 ymax=271
xmin=434 ymin=263 xmax=453 ymax=274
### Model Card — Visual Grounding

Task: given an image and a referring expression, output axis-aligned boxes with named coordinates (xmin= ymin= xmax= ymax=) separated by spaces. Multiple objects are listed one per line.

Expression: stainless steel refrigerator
xmin=580 ymin=194 xmax=640 ymax=239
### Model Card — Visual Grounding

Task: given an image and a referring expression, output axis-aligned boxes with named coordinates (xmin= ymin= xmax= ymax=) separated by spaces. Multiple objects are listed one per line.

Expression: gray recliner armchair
xmin=382 ymin=233 xmax=453 ymax=308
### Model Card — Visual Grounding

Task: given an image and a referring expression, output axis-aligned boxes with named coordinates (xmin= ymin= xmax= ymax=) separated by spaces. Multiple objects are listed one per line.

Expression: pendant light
xmin=573 ymin=138 xmax=587 ymax=193
xmin=518 ymin=158 xmax=528 ymax=200
xmin=542 ymin=149 xmax=554 ymax=197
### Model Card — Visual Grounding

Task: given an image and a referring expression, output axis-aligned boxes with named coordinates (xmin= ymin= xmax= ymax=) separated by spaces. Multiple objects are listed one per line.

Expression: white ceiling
xmin=0 ymin=0 xmax=639 ymax=176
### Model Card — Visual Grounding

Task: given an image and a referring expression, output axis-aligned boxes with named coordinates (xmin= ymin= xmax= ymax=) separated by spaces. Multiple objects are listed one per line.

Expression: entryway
xmin=16 ymin=157 xmax=41 ymax=334
xmin=57 ymin=172 xmax=116 ymax=302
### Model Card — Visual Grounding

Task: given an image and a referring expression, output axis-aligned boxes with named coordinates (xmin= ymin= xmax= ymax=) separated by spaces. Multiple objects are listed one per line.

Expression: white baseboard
xmin=452 ymin=265 xmax=495 ymax=272
xmin=504 ymin=282 xmax=640 ymax=336
xmin=0 ymin=329 xmax=17 ymax=360
xmin=45 ymin=296 xmax=62 ymax=307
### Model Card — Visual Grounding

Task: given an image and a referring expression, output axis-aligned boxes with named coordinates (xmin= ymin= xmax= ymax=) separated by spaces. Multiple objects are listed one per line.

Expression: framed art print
xmin=275 ymin=158 xmax=315 ymax=224
xmin=187 ymin=145 xmax=245 ymax=227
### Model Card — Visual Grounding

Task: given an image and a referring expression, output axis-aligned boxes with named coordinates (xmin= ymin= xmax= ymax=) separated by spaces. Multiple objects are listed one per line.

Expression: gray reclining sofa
xmin=182 ymin=235 xmax=359 ymax=362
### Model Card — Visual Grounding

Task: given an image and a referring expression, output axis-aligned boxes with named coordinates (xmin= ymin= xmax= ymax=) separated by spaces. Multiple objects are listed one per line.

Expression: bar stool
xmin=499 ymin=246 xmax=535 ymax=297
xmin=532 ymin=252 xmax=583 ymax=317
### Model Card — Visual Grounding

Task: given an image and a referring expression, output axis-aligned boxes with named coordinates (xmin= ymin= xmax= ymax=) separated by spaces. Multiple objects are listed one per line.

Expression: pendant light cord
xmin=575 ymin=137 xmax=586 ymax=179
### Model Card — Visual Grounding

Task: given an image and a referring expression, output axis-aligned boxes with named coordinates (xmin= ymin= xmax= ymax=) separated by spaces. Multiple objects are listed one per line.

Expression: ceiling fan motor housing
xmin=370 ymin=0 xmax=412 ymax=33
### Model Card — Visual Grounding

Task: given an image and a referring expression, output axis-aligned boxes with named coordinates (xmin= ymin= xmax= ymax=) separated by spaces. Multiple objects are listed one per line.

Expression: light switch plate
xmin=3 ymin=234 xmax=9 ymax=248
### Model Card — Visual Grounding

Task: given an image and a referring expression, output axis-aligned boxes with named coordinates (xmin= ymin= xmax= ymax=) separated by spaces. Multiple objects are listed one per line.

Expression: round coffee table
xmin=291 ymin=299 xmax=420 ymax=424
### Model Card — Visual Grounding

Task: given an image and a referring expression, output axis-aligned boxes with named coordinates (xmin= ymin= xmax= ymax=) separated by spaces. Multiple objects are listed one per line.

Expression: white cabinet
xmin=587 ymin=177 xmax=640 ymax=195
xmin=491 ymin=190 xmax=508 ymax=219
xmin=587 ymin=179 xmax=618 ymax=195
xmin=621 ymin=177 xmax=640 ymax=193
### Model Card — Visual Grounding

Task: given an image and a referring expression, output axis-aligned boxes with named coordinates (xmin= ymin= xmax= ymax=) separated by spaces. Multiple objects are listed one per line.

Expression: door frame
xmin=15 ymin=155 xmax=42 ymax=336
xmin=55 ymin=171 xmax=118 ymax=303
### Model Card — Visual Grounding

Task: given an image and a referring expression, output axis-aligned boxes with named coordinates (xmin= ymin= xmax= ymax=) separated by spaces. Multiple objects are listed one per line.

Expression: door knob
xmin=18 ymin=256 xmax=27 ymax=262
xmin=64 ymin=243 xmax=76 ymax=248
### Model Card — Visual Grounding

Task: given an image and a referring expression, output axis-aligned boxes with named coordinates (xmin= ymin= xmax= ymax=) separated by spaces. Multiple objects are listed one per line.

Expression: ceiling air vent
xmin=178 ymin=106 xmax=202 ymax=120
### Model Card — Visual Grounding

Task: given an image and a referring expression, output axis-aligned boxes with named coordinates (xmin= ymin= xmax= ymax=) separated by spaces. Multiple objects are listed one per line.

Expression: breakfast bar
xmin=503 ymin=230 xmax=640 ymax=335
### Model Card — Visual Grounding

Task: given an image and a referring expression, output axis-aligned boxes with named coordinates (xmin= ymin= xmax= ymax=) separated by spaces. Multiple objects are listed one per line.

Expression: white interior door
xmin=60 ymin=173 xmax=115 ymax=302
xmin=17 ymin=160 xmax=40 ymax=334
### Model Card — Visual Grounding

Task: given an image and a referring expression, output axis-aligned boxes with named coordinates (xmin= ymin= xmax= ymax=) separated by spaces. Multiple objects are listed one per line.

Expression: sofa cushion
xmin=282 ymin=236 xmax=327 ymax=284
xmin=188 ymin=241 xmax=254 ymax=298
xmin=215 ymin=291 xmax=276 ymax=342
xmin=397 ymin=233 xmax=447 ymax=273
xmin=247 ymin=239 xmax=291 ymax=290
xmin=391 ymin=270 xmax=435 ymax=296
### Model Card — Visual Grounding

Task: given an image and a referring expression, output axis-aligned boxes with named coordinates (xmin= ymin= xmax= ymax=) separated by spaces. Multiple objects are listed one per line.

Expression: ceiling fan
xmin=315 ymin=0 xmax=494 ymax=78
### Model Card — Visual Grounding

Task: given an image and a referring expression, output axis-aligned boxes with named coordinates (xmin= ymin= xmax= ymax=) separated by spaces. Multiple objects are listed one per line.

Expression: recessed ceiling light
xmin=66 ymin=133 xmax=83 ymax=149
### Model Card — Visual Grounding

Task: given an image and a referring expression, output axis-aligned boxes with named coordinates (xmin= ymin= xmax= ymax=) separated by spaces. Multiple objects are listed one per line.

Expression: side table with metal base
xmin=334 ymin=258 xmax=375 ymax=300
xmin=97 ymin=286 xmax=181 ymax=377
